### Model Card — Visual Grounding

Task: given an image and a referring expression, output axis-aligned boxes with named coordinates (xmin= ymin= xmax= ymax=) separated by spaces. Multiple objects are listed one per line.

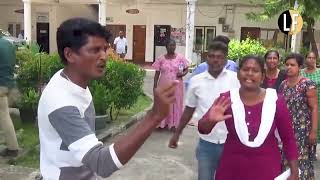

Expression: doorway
xmin=36 ymin=23 xmax=49 ymax=53
xmin=133 ymin=25 xmax=146 ymax=64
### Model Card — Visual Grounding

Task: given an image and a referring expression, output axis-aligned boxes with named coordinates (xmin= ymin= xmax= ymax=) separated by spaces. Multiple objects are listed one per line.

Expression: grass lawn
xmin=9 ymin=94 xmax=152 ymax=168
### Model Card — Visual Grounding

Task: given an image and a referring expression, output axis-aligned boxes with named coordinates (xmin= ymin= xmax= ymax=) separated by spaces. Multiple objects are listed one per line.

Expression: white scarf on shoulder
xmin=230 ymin=88 xmax=278 ymax=147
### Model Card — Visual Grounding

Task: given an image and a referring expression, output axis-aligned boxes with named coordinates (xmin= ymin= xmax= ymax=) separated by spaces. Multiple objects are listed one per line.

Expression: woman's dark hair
xmin=165 ymin=39 xmax=176 ymax=48
xmin=208 ymin=41 xmax=228 ymax=56
xmin=285 ymin=53 xmax=304 ymax=67
xmin=264 ymin=50 xmax=280 ymax=60
xmin=239 ymin=55 xmax=265 ymax=74
xmin=305 ymin=51 xmax=317 ymax=58
xmin=57 ymin=18 xmax=112 ymax=65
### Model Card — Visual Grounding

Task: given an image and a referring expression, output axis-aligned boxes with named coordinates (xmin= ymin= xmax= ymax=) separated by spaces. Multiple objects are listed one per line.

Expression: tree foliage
xmin=246 ymin=0 xmax=320 ymax=57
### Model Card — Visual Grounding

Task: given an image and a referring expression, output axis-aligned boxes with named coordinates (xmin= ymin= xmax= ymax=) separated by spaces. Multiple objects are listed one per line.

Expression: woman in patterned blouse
xmin=279 ymin=53 xmax=318 ymax=180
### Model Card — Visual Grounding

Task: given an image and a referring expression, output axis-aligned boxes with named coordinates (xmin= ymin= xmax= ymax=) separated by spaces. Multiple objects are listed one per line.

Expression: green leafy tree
xmin=246 ymin=0 xmax=320 ymax=57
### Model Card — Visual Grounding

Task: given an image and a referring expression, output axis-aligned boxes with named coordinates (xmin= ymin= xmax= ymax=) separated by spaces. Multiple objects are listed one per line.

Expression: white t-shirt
xmin=185 ymin=69 xmax=240 ymax=144
xmin=38 ymin=69 xmax=122 ymax=179
xmin=114 ymin=37 xmax=128 ymax=54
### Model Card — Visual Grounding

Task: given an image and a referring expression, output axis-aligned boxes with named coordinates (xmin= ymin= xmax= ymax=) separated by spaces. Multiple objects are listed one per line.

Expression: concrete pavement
xmin=142 ymin=70 xmax=155 ymax=98
xmin=103 ymin=126 xmax=198 ymax=180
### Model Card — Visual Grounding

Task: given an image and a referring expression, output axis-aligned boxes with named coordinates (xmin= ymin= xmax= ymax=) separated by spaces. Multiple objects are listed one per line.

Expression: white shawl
xmin=230 ymin=88 xmax=278 ymax=147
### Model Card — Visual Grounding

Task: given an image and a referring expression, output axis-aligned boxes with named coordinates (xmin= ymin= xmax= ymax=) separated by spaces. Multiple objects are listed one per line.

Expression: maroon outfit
xmin=199 ymin=91 xmax=298 ymax=180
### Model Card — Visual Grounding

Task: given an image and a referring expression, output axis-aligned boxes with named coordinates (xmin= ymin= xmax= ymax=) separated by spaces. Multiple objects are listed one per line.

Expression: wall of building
xmin=105 ymin=3 xmax=283 ymax=62
xmin=0 ymin=3 xmax=97 ymax=53
xmin=0 ymin=4 xmax=24 ymax=35
xmin=1 ymin=1 xmax=320 ymax=61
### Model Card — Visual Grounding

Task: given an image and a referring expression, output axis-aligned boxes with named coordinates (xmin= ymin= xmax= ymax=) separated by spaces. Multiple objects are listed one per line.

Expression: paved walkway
xmin=1 ymin=69 xmax=320 ymax=179
xmin=103 ymin=126 xmax=198 ymax=180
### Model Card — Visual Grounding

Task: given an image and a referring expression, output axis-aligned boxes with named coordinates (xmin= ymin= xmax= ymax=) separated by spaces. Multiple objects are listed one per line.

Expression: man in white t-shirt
xmin=38 ymin=18 xmax=179 ymax=180
xmin=168 ymin=41 xmax=240 ymax=180
xmin=113 ymin=31 xmax=128 ymax=59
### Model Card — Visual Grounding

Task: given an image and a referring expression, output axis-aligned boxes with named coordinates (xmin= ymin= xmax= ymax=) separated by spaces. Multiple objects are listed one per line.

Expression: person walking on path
xmin=152 ymin=39 xmax=189 ymax=131
xmin=0 ymin=34 xmax=20 ymax=157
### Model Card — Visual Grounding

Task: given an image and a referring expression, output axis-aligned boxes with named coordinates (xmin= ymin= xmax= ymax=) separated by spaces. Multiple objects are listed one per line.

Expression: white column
xmin=23 ymin=0 xmax=32 ymax=43
xmin=185 ymin=0 xmax=197 ymax=64
xmin=291 ymin=0 xmax=299 ymax=52
xmin=98 ymin=0 xmax=107 ymax=26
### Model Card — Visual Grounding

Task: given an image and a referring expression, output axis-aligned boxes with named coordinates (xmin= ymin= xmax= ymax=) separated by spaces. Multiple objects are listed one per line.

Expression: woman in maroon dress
xmin=198 ymin=56 xmax=299 ymax=180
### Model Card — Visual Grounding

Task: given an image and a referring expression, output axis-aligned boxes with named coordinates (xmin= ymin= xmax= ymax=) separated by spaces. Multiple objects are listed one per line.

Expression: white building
xmin=1 ymin=0 xmax=320 ymax=64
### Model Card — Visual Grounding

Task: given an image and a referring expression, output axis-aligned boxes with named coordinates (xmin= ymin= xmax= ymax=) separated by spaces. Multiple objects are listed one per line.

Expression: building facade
xmin=1 ymin=0 xmax=320 ymax=64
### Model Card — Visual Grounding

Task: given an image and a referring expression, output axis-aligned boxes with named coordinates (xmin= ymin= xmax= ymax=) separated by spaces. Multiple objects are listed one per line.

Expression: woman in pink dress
xmin=198 ymin=56 xmax=299 ymax=180
xmin=152 ymin=39 xmax=189 ymax=130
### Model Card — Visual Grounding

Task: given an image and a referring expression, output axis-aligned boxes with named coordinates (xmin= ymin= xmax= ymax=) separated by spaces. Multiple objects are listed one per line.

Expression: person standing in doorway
xmin=18 ymin=30 xmax=24 ymax=40
xmin=113 ymin=31 xmax=128 ymax=59
xmin=0 ymin=34 xmax=20 ymax=157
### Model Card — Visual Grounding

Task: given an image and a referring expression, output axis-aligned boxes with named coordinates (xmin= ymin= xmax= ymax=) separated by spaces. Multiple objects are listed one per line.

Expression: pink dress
xmin=152 ymin=54 xmax=189 ymax=129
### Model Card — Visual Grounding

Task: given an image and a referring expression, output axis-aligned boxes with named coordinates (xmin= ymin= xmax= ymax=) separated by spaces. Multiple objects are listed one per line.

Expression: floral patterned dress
xmin=279 ymin=78 xmax=316 ymax=180
xmin=152 ymin=53 xmax=188 ymax=129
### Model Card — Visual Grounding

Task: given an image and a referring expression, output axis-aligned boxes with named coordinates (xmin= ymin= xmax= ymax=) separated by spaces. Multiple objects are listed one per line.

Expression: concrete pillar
xmin=185 ymin=0 xmax=197 ymax=63
xmin=98 ymin=0 xmax=107 ymax=26
xmin=22 ymin=0 xmax=32 ymax=43
xmin=291 ymin=0 xmax=299 ymax=52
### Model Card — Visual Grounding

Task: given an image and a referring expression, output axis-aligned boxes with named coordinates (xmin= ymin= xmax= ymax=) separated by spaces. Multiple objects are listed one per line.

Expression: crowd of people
xmin=153 ymin=35 xmax=319 ymax=179
xmin=1 ymin=16 xmax=319 ymax=179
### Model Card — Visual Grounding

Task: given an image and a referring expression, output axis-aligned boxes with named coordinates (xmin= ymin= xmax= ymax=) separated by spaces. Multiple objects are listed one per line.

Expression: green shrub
xmin=96 ymin=59 xmax=146 ymax=120
xmin=16 ymin=48 xmax=63 ymax=94
xmin=90 ymin=81 xmax=109 ymax=116
xmin=228 ymin=37 xmax=267 ymax=61
xmin=18 ymin=88 xmax=40 ymax=111
xmin=16 ymin=45 xmax=63 ymax=110
xmin=16 ymin=46 xmax=146 ymax=121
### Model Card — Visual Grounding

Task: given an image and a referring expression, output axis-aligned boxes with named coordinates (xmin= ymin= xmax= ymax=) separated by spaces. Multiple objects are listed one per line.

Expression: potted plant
xmin=90 ymin=81 xmax=109 ymax=131
xmin=18 ymin=88 xmax=39 ymax=122
xmin=15 ymin=44 xmax=64 ymax=123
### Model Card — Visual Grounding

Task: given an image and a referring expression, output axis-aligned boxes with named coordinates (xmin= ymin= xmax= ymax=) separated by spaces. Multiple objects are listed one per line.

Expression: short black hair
xmin=208 ymin=41 xmax=228 ymax=56
xmin=213 ymin=35 xmax=230 ymax=45
xmin=57 ymin=18 xmax=112 ymax=65
xmin=264 ymin=50 xmax=280 ymax=60
xmin=285 ymin=53 xmax=304 ymax=67
xmin=165 ymin=39 xmax=176 ymax=48
xmin=239 ymin=55 xmax=265 ymax=74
